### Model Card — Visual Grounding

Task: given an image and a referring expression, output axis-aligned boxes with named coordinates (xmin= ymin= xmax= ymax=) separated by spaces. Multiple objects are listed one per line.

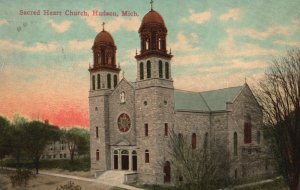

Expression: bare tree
xmin=167 ymin=129 xmax=218 ymax=190
xmin=256 ymin=49 xmax=300 ymax=190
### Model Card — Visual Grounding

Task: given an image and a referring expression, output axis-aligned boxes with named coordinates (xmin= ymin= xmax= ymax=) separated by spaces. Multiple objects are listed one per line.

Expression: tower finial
xmin=150 ymin=0 xmax=154 ymax=10
xmin=245 ymin=77 xmax=247 ymax=84
xmin=102 ymin=22 xmax=105 ymax=31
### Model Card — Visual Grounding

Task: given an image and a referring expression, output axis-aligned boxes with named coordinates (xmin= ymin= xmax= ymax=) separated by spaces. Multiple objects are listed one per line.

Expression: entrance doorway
xmin=114 ymin=150 xmax=118 ymax=169
xmin=132 ymin=150 xmax=137 ymax=171
xmin=164 ymin=161 xmax=171 ymax=183
xmin=121 ymin=150 xmax=129 ymax=170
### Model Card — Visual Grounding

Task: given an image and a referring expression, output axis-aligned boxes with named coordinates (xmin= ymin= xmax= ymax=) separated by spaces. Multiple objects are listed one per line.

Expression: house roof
xmin=175 ymin=85 xmax=244 ymax=112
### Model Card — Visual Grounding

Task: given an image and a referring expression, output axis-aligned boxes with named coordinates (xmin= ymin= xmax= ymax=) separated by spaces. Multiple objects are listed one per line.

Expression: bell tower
xmin=135 ymin=2 xmax=175 ymax=183
xmin=89 ymin=24 xmax=120 ymax=173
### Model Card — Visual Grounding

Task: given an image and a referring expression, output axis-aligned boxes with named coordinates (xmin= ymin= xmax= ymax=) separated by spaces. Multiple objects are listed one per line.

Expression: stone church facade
xmin=88 ymin=5 xmax=273 ymax=184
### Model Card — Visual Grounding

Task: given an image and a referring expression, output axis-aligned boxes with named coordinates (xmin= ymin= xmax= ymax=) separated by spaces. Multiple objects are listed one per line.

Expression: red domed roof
xmin=141 ymin=10 xmax=166 ymax=27
xmin=94 ymin=30 xmax=115 ymax=45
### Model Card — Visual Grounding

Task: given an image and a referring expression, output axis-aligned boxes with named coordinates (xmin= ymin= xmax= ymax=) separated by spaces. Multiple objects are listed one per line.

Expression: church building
xmin=88 ymin=3 xmax=273 ymax=185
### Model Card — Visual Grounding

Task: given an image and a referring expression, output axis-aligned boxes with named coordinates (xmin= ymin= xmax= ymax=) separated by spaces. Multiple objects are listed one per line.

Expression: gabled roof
xmin=174 ymin=90 xmax=210 ymax=112
xmin=175 ymin=85 xmax=244 ymax=112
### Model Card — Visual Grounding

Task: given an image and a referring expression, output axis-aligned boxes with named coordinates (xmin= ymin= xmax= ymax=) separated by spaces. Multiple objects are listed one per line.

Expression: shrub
xmin=9 ymin=168 xmax=34 ymax=187
xmin=56 ymin=181 xmax=82 ymax=190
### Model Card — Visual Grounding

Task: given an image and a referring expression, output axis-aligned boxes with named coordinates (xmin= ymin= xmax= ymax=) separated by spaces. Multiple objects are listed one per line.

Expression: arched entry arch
xmin=121 ymin=150 xmax=129 ymax=170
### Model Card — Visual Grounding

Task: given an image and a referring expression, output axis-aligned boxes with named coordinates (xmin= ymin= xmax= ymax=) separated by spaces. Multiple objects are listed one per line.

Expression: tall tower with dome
xmin=134 ymin=4 xmax=175 ymax=183
xmin=89 ymin=23 xmax=120 ymax=172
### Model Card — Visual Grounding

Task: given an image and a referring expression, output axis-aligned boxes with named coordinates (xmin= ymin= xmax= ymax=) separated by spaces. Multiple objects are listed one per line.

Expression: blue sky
xmin=0 ymin=0 xmax=299 ymax=126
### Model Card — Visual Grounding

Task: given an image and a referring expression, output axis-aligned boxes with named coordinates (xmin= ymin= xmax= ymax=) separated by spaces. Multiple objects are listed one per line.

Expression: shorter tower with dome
xmin=88 ymin=3 xmax=274 ymax=185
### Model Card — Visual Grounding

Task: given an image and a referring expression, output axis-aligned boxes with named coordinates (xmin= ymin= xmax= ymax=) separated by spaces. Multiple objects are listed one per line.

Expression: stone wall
xmin=227 ymin=84 xmax=274 ymax=181
xmin=109 ymin=79 xmax=136 ymax=146
xmin=135 ymin=78 xmax=175 ymax=184
xmin=89 ymin=90 xmax=111 ymax=172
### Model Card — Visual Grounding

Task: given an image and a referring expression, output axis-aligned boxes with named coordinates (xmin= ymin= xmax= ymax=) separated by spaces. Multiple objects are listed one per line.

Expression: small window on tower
xmin=158 ymin=38 xmax=163 ymax=50
xmin=145 ymin=150 xmax=149 ymax=163
xmin=92 ymin=75 xmax=96 ymax=90
xmin=97 ymin=74 xmax=101 ymax=89
xmin=144 ymin=101 xmax=147 ymax=106
xmin=108 ymin=56 xmax=112 ymax=64
xmin=146 ymin=39 xmax=149 ymax=50
xmin=159 ymin=60 xmax=163 ymax=78
xmin=147 ymin=61 xmax=151 ymax=78
xmin=98 ymin=53 xmax=101 ymax=64
xmin=107 ymin=74 xmax=111 ymax=89
xmin=96 ymin=149 xmax=100 ymax=161
xmin=145 ymin=124 xmax=148 ymax=136
xmin=114 ymin=75 xmax=118 ymax=88
xmin=164 ymin=123 xmax=168 ymax=136
xmin=165 ymin=62 xmax=170 ymax=79
xmin=192 ymin=133 xmax=197 ymax=149
xmin=140 ymin=62 xmax=144 ymax=80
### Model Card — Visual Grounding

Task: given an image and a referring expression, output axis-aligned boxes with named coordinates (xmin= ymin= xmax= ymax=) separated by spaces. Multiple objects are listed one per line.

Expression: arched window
xmin=98 ymin=52 xmax=102 ymax=64
xmin=257 ymin=131 xmax=261 ymax=144
xmin=244 ymin=114 xmax=252 ymax=144
xmin=235 ymin=169 xmax=238 ymax=179
xmin=140 ymin=62 xmax=144 ymax=80
xmin=113 ymin=75 xmax=118 ymax=88
xmin=147 ymin=61 xmax=151 ymax=78
xmin=145 ymin=124 xmax=148 ymax=136
xmin=108 ymin=56 xmax=112 ymax=64
xmin=146 ymin=39 xmax=149 ymax=50
xmin=159 ymin=60 xmax=163 ymax=78
xmin=234 ymin=132 xmax=238 ymax=156
xmin=96 ymin=127 xmax=99 ymax=138
xmin=164 ymin=123 xmax=168 ymax=136
xmin=92 ymin=75 xmax=95 ymax=90
xmin=145 ymin=150 xmax=149 ymax=163
xmin=165 ymin=62 xmax=169 ymax=79
xmin=97 ymin=74 xmax=101 ymax=89
xmin=192 ymin=133 xmax=197 ymax=149
xmin=158 ymin=38 xmax=163 ymax=50
xmin=204 ymin=132 xmax=208 ymax=149
xmin=107 ymin=74 xmax=111 ymax=89
xmin=96 ymin=149 xmax=99 ymax=161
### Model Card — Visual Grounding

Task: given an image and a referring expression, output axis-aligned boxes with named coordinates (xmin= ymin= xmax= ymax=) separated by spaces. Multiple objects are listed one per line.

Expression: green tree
xmin=256 ymin=49 xmax=300 ymax=190
xmin=7 ymin=115 xmax=28 ymax=169
xmin=64 ymin=128 xmax=89 ymax=162
xmin=23 ymin=120 xmax=60 ymax=174
xmin=0 ymin=116 xmax=11 ymax=167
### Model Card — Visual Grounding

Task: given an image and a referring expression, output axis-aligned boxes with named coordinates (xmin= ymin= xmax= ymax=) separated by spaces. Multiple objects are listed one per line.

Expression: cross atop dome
xmin=150 ymin=0 xmax=154 ymax=11
xmin=102 ymin=22 xmax=105 ymax=31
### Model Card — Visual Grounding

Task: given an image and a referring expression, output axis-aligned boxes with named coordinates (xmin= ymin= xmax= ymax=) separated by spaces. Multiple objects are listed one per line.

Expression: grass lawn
xmin=0 ymin=169 xmax=112 ymax=190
